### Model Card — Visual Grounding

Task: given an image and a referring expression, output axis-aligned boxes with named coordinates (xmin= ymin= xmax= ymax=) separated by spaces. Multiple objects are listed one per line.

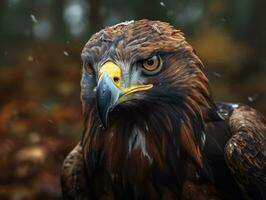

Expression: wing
xmin=203 ymin=102 xmax=246 ymax=199
xmin=225 ymin=105 xmax=266 ymax=200
xmin=61 ymin=143 xmax=88 ymax=200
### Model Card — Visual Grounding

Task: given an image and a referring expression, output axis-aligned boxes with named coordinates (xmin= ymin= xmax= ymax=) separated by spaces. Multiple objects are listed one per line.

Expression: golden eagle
xmin=61 ymin=20 xmax=266 ymax=200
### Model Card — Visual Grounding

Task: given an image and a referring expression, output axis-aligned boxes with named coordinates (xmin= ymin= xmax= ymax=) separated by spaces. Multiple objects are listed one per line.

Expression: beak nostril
xmin=113 ymin=77 xmax=120 ymax=83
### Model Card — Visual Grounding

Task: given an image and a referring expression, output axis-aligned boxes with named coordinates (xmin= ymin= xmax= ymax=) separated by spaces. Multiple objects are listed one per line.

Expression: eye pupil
xmin=147 ymin=59 xmax=154 ymax=65
xmin=85 ymin=63 xmax=94 ymax=75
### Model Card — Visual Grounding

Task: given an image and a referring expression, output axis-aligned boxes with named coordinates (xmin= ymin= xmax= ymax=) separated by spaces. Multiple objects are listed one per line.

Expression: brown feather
xmin=62 ymin=20 xmax=250 ymax=199
xmin=225 ymin=105 xmax=266 ymax=199
xmin=80 ymin=19 xmax=213 ymax=199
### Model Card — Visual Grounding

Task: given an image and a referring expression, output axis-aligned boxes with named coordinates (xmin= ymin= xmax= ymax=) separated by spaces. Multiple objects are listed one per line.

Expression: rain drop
xmin=30 ymin=14 xmax=38 ymax=23
xmin=63 ymin=51 xmax=69 ymax=56
xmin=160 ymin=2 xmax=165 ymax=7
xmin=213 ymin=72 xmax=222 ymax=78
xmin=27 ymin=56 xmax=34 ymax=62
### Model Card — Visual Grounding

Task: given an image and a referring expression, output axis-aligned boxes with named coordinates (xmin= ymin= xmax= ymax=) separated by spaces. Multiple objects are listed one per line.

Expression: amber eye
xmin=141 ymin=55 xmax=162 ymax=75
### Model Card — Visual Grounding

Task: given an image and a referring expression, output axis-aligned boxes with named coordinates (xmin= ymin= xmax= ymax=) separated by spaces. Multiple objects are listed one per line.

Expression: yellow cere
xmin=98 ymin=61 xmax=153 ymax=98
xmin=98 ymin=61 xmax=122 ymax=87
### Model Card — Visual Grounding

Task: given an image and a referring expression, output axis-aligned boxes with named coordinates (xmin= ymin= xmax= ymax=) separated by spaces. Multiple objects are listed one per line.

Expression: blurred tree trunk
xmin=139 ymin=0 xmax=162 ymax=20
xmin=89 ymin=0 xmax=103 ymax=33
xmin=0 ymin=0 xmax=5 ymax=37
xmin=236 ymin=0 xmax=266 ymax=79
xmin=52 ymin=0 xmax=67 ymax=41
xmin=0 ymin=1 xmax=4 ymax=16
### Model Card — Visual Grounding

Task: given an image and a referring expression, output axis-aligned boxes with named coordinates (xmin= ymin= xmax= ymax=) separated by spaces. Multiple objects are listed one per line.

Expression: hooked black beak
xmin=96 ymin=72 xmax=122 ymax=127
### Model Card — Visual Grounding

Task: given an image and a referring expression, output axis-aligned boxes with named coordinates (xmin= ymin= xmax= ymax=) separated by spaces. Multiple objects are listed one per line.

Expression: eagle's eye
xmin=84 ymin=63 xmax=94 ymax=75
xmin=141 ymin=55 xmax=162 ymax=75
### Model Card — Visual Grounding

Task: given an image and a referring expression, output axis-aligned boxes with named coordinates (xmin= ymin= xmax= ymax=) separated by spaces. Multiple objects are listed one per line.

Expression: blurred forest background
xmin=0 ymin=0 xmax=265 ymax=199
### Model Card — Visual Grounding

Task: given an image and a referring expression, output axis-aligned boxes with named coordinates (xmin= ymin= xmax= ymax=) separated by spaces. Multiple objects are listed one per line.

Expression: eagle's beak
xmin=96 ymin=72 xmax=122 ymax=127
xmin=96 ymin=62 xmax=153 ymax=127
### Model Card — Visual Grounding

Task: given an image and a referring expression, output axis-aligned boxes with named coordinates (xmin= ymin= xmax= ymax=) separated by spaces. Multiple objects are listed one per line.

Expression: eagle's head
xmin=81 ymin=20 xmax=213 ymax=169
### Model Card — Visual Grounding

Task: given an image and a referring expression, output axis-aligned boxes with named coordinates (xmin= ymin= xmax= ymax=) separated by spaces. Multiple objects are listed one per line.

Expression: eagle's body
xmin=61 ymin=20 xmax=266 ymax=200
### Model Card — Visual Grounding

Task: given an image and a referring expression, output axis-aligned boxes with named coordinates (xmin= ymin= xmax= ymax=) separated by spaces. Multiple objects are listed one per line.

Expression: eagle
xmin=61 ymin=20 xmax=266 ymax=200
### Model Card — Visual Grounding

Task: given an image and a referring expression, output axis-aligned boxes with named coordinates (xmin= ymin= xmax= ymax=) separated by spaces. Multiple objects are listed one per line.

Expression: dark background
xmin=0 ymin=0 xmax=265 ymax=199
